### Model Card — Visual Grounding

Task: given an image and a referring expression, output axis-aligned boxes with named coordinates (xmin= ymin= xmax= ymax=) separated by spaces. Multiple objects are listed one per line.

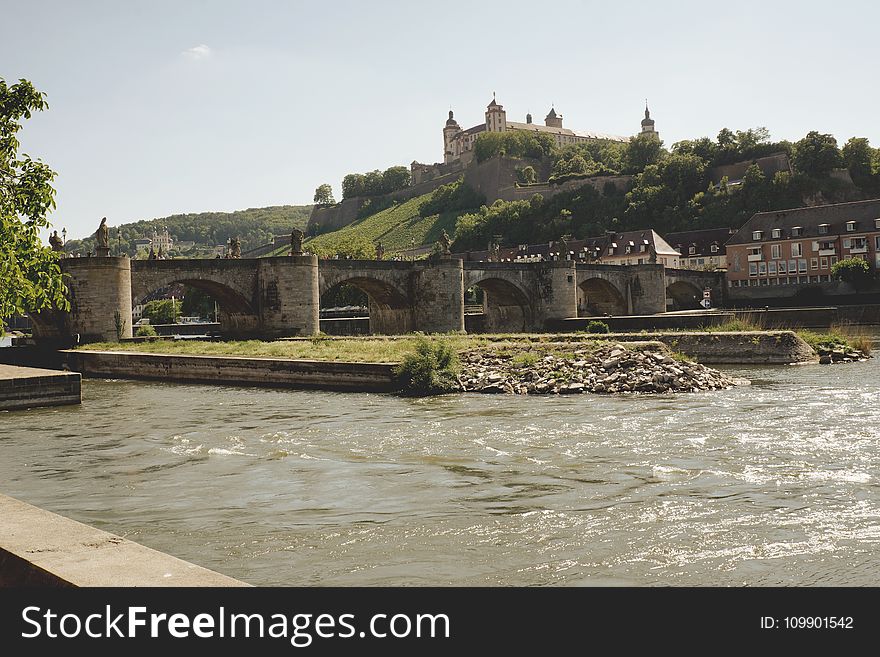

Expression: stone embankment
xmin=459 ymin=343 xmax=743 ymax=395
xmin=816 ymin=345 xmax=872 ymax=365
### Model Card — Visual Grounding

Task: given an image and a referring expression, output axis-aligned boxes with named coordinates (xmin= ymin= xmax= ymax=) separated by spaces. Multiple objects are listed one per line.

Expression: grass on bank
xmin=700 ymin=314 xmax=873 ymax=354
xmin=79 ymin=334 xmax=618 ymax=364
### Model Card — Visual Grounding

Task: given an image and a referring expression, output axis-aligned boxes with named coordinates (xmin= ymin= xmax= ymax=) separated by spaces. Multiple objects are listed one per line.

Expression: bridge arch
xmin=320 ymin=276 xmax=412 ymax=334
xmin=578 ymin=277 xmax=627 ymax=316
xmin=465 ymin=276 xmax=533 ymax=333
xmin=666 ymin=280 xmax=702 ymax=311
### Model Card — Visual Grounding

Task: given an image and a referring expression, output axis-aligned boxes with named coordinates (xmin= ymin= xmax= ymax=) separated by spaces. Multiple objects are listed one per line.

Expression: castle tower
xmin=526 ymin=112 xmax=533 ymax=125
xmin=640 ymin=102 xmax=658 ymax=140
xmin=443 ymin=110 xmax=462 ymax=164
xmin=544 ymin=107 xmax=563 ymax=129
xmin=485 ymin=94 xmax=507 ymax=133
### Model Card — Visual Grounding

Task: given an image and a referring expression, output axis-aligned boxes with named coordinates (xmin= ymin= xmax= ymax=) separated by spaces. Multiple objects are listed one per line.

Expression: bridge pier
xmin=32 ymin=257 xmax=133 ymax=343
xmin=411 ymin=259 xmax=464 ymax=334
xmin=256 ymin=255 xmax=319 ymax=337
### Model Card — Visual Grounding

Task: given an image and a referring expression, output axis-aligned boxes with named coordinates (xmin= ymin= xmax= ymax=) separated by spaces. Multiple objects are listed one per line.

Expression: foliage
xmin=831 ymin=257 xmax=872 ymax=289
xmin=313 ymin=183 xmax=335 ymax=205
xmin=623 ymin=134 xmax=663 ymax=173
xmin=64 ymin=204 xmax=312 ymax=258
xmin=113 ymin=310 xmax=126 ymax=341
xmin=393 ymin=336 xmax=461 ymax=396
xmin=135 ymin=324 xmax=158 ymax=337
xmin=586 ymin=320 xmax=610 ymax=334
xmin=181 ymin=285 xmax=216 ymax=320
xmin=142 ymin=299 xmax=181 ymax=324
xmin=306 ymin=192 xmax=460 ymax=256
xmin=341 ymin=166 xmax=411 ymax=199
xmin=792 ymin=131 xmax=842 ymax=178
xmin=0 ymin=78 xmax=68 ymax=329
xmin=841 ymin=137 xmax=876 ymax=184
xmin=474 ymin=131 xmax=556 ymax=162
xmin=321 ymin=282 xmax=368 ymax=309
xmin=418 ymin=177 xmax=484 ymax=218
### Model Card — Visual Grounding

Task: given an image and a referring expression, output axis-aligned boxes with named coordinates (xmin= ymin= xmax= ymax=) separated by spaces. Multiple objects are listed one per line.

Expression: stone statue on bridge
xmin=290 ymin=228 xmax=304 ymax=256
xmin=228 ymin=237 xmax=241 ymax=259
xmin=375 ymin=241 xmax=385 ymax=260
xmin=438 ymin=230 xmax=452 ymax=257
xmin=49 ymin=230 xmax=64 ymax=254
xmin=95 ymin=217 xmax=110 ymax=257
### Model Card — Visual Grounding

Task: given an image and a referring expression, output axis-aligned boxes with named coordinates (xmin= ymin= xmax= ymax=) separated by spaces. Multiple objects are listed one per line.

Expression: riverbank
xmin=0 ymin=364 xmax=81 ymax=411
xmin=0 ymin=494 xmax=246 ymax=586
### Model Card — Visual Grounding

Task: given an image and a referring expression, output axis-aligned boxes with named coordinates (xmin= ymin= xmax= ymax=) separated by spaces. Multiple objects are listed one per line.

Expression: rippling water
xmin=1 ymin=357 xmax=879 ymax=586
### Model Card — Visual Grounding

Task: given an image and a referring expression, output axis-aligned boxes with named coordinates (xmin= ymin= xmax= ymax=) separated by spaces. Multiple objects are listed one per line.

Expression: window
xmin=830 ymin=256 xmax=838 ymax=266
xmin=788 ymin=259 xmax=796 ymax=273
xmin=876 ymin=236 xmax=880 ymax=250
xmin=778 ymin=261 xmax=787 ymax=274
xmin=791 ymin=226 xmax=802 ymax=237
xmin=768 ymin=261 xmax=777 ymax=274
xmin=771 ymin=228 xmax=781 ymax=239
xmin=819 ymin=224 xmax=829 ymax=235
xmin=811 ymin=258 xmax=818 ymax=270
xmin=749 ymin=263 xmax=757 ymax=277
xmin=798 ymin=259 xmax=807 ymax=273
xmin=846 ymin=221 xmax=856 ymax=232
xmin=752 ymin=230 xmax=763 ymax=241
xmin=771 ymin=244 xmax=781 ymax=259
xmin=820 ymin=257 xmax=828 ymax=269
xmin=875 ymin=218 xmax=880 ymax=229
xmin=843 ymin=238 xmax=851 ymax=248
xmin=710 ymin=244 xmax=719 ymax=253
xmin=791 ymin=243 xmax=802 ymax=257
xmin=758 ymin=262 xmax=767 ymax=275
xmin=688 ymin=246 xmax=696 ymax=255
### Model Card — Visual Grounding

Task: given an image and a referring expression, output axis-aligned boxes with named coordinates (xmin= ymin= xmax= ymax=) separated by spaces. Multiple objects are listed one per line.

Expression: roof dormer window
xmin=753 ymin=230 xmax=764 ymax=241
xmin=791 ymin=226 xmax=802 ymax=237
xmin=818 ymin=224 xmax=829 ymax=235
xmin=771 ymin=228 xmax=781 ymax=239
xmin=846 ymin=221 xmax=857 ymax=232
xmin=710 ymin=244 xmax=719 ymax=253
xmin=688 ymin=246 xmax=696 ymax=255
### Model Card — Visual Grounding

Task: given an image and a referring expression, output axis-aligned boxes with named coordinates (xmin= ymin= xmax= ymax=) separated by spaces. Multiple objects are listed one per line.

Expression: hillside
xmin=64 ymin=204 xmax=313 ymax=258
xmin=299 ymin=193 xmax=459 ymax=257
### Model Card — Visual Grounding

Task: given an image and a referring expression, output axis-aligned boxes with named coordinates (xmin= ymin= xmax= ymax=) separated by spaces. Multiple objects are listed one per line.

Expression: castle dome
xmin=641 ymin=103 xmax=654 ymax=127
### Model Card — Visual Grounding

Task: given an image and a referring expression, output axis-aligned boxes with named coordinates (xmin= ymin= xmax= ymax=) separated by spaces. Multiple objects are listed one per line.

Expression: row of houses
xmin=457 ymin=198 xmax=880 ymax=297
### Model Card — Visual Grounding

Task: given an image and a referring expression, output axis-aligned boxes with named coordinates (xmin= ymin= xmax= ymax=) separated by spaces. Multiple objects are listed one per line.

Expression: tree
xmin=792 ymin=131 xmax=842 ymax=178
xmin=831 ymin=257 xmax=872 ymax=291
xmin=381 ymin=166 xmax=411 ymax=192
xmin=341 ymin=173 xmax=366 ymax=199
xmin=141 ymin=299 xmax=181 ymax=324
xmin=624 ymin=134 xmax=663 ymax=173
xmin=841 ymin=137 xmax=874 ymax=183
xmin=0 ymin=79 xmax=68 ymax=330
xmin=313 ymin=183 xmax=335 ymax=205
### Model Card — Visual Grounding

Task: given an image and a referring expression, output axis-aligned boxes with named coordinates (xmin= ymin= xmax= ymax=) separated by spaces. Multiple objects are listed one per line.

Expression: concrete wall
xmin=0 ymin=364 xmax=81 ymax=411
xmin=604 ymin=331 xmax=817 ymax=364
xmin=0 ymin=494 xmax=246 ymax=587
xmin=64 ymin=350 xmax=398 ymax=392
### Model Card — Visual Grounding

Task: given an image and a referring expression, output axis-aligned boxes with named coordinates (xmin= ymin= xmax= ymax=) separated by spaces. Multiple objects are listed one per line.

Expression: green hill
xmin=64 ymin=205 xmax=313 ymax=258
xmin=297 ymin=193 xmax=459 ymax=258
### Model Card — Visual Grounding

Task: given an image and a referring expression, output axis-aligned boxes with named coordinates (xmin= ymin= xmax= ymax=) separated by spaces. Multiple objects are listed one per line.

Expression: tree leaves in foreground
xmin=0 ymin=78 xmax=67 ymax=330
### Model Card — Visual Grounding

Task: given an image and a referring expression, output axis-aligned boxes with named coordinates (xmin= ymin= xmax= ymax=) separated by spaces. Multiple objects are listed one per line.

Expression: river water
xmin=1 ymin=357 xmax=879 ymax=586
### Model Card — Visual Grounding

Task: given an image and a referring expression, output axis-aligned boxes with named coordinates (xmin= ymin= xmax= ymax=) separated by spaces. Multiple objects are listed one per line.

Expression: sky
xmin=4 ymin=0 xmax=879 ymax=241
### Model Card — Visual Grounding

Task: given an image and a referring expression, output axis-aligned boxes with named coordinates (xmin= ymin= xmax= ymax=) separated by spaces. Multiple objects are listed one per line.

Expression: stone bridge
xmin=664 ymin=268 xmax=725 ymax=310
xmin=34 ymin=256 xmax=725 ymax=342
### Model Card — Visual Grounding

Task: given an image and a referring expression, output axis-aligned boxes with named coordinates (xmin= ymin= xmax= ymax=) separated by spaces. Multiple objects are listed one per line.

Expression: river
xmin=1 ymin=357 xmax=878 ymax=586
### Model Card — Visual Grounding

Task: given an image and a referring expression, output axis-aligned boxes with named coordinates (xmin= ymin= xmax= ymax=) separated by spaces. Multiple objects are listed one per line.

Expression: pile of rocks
xmin=459 ymin=344 xmax=743 ymax=395
xmin=816 ymin=345 xmax=871 ymax=365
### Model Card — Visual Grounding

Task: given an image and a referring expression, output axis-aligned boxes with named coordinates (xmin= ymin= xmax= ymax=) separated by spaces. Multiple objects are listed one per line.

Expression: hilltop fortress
xmin=442 ymin=96 xmax=657 ymax=165
xmin=309 ymin=97 xmax=659 ymax=235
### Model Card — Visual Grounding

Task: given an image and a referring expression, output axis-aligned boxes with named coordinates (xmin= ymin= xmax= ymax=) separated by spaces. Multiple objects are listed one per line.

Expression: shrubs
xmin=418 ymin=177 xmax=484 ymax=218
xmin=135 ymin=324 xmax=157 ymax=337
xmin=586 ymin=320 xmax=610 ymax=334
xmin=394 ymin=336 xmax=461 ymax=396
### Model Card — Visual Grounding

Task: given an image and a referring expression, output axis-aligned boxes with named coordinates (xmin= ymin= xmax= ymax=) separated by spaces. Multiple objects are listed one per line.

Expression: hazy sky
xmin=4 ymin=0 xmax=879 ymax=240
